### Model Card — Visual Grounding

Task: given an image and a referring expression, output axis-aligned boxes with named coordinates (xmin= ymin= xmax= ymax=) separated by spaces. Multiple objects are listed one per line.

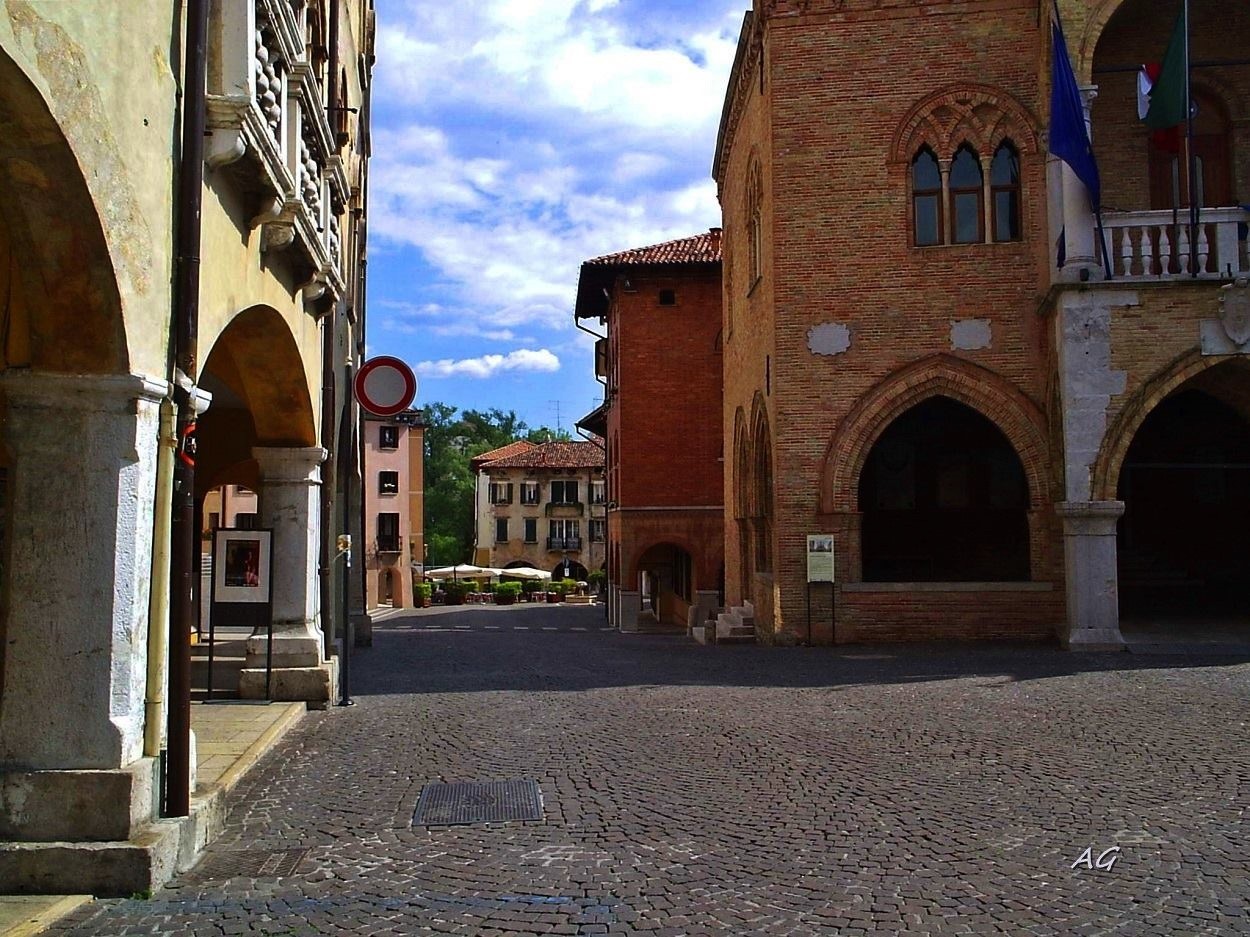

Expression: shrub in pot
xmin=521 ymin=580 xmax=541 ymax=601
xmin=495 ymin=581 xmax=522 ymax=605
xmin=443 ymin=580 xmax=471 ymax=605
xmin=414 ymin=582 xmax=433 ymax=608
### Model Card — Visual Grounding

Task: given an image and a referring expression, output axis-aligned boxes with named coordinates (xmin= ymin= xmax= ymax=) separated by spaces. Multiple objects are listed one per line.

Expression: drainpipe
xmin=319 ymin=307 xmax=337 ymax=659
xmin=166 ymin=0 xmax=209 ymax=819
xmin=143 ymin=398 xmax=176 ymax=757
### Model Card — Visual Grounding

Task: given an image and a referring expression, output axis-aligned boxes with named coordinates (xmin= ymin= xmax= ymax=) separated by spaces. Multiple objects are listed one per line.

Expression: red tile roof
xmin=469 ymin=439 xmax=536 ymax=470
xmin=480 ymin=439 xmax=604 ymax=470
xmin=585 ymin=230 xmax=722 ymax=267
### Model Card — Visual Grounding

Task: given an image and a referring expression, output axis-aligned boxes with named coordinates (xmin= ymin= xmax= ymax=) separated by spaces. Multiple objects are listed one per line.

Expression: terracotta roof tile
xmin=481 ymin=439 xmax=605 ymax=470
xmin=469 ymin=439 xmax=536 ymax=470
xmin=585 ymin=230 xmax=722 ymax=267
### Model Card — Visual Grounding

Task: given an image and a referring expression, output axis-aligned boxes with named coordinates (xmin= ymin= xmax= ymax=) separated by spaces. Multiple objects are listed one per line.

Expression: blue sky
xmin=366 ymin=0 xmax=745 ymax=433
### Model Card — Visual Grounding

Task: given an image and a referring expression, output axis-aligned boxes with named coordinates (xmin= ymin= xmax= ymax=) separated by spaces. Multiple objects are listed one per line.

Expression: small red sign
xmin=353 ymin=356 xmax=417 ymax=417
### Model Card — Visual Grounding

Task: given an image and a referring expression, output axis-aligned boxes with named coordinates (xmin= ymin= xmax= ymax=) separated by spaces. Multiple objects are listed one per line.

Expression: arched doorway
xmin=1117 ymin=378 xmax=1250 ymax=623
xmin=550 ymin=559 xmax=588 ymax=583
xmin=380 ymin=569 xmax=395 ymax=606
xmin=859 ymin=397 xmax=1030 ymax=581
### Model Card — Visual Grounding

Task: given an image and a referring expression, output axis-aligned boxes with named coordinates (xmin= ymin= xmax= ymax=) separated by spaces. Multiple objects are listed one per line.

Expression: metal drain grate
xmin=413 ymin=779 xmax=543 ymax=826
xmin=194 ymin=847 xmax=309 ymax=880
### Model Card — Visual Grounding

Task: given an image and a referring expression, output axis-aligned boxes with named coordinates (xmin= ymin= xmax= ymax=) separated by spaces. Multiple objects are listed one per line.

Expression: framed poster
xmin=213 ymin=529 xmax=273 ymax=604
xmin=806 ymin=534 xmax=835 ymax=583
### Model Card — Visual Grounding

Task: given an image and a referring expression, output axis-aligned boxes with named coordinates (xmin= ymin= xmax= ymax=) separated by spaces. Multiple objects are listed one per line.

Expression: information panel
xmin=806 ymin=534 xmax=835 ymax=583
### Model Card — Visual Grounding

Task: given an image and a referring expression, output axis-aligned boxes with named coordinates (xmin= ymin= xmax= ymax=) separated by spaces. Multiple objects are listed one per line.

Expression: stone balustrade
xmin=1102 ymin=207 xmax=1250 ymax=280
xmin=207 ymin=0 xmax=347 ymax=298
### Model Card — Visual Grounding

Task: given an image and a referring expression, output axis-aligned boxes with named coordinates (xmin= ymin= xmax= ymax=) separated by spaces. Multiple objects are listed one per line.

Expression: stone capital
xmin=253 ymin=446 xmax=327 ymax=485
xmin=1056 ymin=500 xmax=1124 ymax=536
xmin=0 ymin=370 xmax=168 ymax=413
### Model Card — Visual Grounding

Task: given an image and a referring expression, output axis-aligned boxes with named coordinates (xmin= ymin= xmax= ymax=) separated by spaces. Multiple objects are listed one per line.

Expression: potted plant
xmin=547 ymin=580 xmax=568 ymax=603
xmin=414 ymin=582 xmax=433 ymax=608
xmin=587 ymin=570 xmax=606 ymax=598
xmin=521 ymin=580 xmax=541 ymax=602
xmin=443 ymin=580 xmax=471 ymax=606
xmin=495 ymin=581 xmax=522 ymax=606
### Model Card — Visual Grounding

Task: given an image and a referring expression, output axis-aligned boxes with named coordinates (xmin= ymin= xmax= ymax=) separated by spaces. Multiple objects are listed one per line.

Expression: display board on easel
xmin=208 ymin=528 xmax=274 ymax=699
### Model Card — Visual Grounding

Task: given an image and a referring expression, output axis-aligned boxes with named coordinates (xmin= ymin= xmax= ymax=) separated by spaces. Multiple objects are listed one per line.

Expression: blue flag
xmin=1049 ymin=12 xmax=1101 ymax=211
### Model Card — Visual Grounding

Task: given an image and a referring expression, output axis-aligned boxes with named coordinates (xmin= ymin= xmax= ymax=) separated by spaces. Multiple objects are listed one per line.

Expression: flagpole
xmin=1184 ymin=0 xmax=1199 ymax=276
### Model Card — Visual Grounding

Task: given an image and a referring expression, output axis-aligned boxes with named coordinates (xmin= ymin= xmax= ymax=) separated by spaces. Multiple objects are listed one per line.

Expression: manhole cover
xmin=194 ymin=847 xmax=309 ymax=880
xmin=413 ymin=779 xmax=543 ymax=826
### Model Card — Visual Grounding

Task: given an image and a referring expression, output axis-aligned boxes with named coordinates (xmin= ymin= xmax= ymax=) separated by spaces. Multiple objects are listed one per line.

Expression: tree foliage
xmin=421 ymin=403 xmax=572 ymax=565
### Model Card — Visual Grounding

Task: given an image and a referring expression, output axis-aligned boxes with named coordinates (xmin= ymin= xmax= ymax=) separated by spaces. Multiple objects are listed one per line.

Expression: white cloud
xmin=416 ymin=348 xmax=562 ymax=380
xmin=368 ymin=0 xmax=742 ymax=418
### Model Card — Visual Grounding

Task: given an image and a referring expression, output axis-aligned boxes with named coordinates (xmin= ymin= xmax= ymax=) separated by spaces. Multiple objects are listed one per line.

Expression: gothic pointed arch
xmin=890 ymin=84 xmax=1041 ymax=167
xmin=819 ymin=356 xmax=1049 ymax=514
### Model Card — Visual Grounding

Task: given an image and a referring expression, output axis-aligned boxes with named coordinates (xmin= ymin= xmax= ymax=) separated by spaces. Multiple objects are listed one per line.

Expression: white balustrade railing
xmin=1102 ymin=207 xmax=1250 ymax=280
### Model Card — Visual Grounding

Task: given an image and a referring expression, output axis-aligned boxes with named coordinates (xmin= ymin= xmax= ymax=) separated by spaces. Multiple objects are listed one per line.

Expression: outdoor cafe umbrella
xmin=497 ymin=566 xmax=552 ymax=581
xmin=423 ymin=563 xmax=496 ymax=581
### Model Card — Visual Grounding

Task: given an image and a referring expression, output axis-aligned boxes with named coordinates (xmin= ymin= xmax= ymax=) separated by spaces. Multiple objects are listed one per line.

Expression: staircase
xmin=705 ymin=601 xmax=756 ymax=645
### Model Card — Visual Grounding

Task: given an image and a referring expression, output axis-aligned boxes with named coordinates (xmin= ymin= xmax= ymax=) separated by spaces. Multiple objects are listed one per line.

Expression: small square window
xmin=378 ymin=471 xmax=399 ymax=494
xmin=379 ymin=425 xmax=399 ymax=449
xmin=658 ymin=289 xmax=676 ymax=306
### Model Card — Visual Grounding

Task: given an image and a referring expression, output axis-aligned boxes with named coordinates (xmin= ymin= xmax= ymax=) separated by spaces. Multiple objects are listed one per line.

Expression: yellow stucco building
xmin=0 ymin=0 xmax=376 ymax=896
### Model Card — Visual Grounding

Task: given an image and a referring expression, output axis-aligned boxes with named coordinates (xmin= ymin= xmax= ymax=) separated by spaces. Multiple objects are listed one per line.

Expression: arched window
xmin=912 ymin=147 xmax=942 ymax=247
xmin=747 ymin=160 xmax=763 ymax=287
xmin=949 ymin=145 xmax=983 ymax=244
xmin=990 ymin=142 xmax=1021 ymax=242
xmin=859 ymin=397 xmax=1029 ymax=582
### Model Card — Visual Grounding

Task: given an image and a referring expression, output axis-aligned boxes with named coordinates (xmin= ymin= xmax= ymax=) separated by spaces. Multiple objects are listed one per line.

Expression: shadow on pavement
xmin=352 ymin=603 xmax=1250 ymax=698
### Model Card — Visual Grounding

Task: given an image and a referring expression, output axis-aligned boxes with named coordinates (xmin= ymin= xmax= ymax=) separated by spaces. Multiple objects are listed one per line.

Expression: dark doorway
xmin=859 ymin=397 xmax=1030 ymax=582
xmin=1118 ymin=388 xmax=1250 ymax=617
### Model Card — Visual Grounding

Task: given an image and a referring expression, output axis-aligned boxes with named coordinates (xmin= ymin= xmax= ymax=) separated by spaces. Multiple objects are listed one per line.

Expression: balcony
xmin=1103 ymin=208 xmax=1250 ymax=282
xmin=547 ymin=537 xmax=582 ymax=552
xmin=206 ymin=0 xmax=347 ymax=303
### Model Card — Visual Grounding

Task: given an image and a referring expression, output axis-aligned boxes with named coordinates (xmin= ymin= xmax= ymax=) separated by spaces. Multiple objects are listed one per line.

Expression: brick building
xmin=363 ymin=410 xmax=425 ymax=609
xmin=575 ymin=233 xmax=725 ymax=631
xmin=716 ymin=0 xmax=1250 ymax=647
xmin=471 ymin=440 xmax=607 ymax=579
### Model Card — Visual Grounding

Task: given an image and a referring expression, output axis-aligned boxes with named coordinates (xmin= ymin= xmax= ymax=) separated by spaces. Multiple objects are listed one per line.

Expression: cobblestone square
xmin=54 ymin=604 xmax=1250 ymax=935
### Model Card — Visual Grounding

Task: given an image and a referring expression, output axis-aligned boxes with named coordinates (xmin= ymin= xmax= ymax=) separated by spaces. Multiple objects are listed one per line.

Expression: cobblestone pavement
xmin=53 ymin=605 xmax=1250 ymax=935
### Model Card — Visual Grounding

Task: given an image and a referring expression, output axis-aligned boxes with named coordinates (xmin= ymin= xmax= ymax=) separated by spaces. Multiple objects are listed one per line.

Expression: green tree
xmin=422 ymin=403 xmax=545 ymax=565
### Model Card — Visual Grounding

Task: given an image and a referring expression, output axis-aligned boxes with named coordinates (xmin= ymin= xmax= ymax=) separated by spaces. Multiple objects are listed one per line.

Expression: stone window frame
xmin=891 ymin=85 xmax=1040 ymax=252
xmin=746 ymin=158 xmax=764 ymax=290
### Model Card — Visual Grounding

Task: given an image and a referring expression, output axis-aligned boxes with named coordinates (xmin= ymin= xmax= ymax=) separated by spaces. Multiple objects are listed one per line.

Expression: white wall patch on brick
xmin=807 ymin=322 xmax=851 ymax=356
xmin=950 ymin=318 xmax=992 ymax=351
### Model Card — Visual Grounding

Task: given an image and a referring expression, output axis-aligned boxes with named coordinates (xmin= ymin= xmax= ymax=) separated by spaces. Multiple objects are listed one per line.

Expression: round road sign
xmin=354 ymin=356 xmax=417 ymax=417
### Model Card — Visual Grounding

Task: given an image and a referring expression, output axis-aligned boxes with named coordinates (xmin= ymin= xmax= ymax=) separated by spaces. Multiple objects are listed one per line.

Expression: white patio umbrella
xmin=497 ymin=566 xmax=552 ymax=581
xmin=424 ymin=563 xmax=496 ymax=581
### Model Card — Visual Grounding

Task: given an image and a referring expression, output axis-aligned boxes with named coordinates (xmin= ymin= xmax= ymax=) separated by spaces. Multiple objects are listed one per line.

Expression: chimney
xmin=708 ymin=226 xmax=722 ymax=255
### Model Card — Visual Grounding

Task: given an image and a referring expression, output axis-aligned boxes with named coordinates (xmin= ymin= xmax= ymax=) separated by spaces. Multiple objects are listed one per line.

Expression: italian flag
xmin=1144 ymin=10 xmax=1188 ymax=130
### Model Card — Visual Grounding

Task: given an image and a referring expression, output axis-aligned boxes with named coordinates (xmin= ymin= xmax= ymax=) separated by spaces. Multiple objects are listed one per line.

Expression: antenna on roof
xmin=548 ymin=400 xmax=563 ymax=437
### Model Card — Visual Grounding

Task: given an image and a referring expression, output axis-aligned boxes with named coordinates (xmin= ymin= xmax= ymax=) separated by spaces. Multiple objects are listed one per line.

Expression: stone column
xmin=1056 ymin=501 xmax=1126 ymax=651
xmin=1057 ymin=85 xmax=1101 ymax=281
xmin=0 ymin=371 xmax=166 ymax=771
xmin=240 ymin=446 xmax=335 ymax=702
xmin=0 ymin=372 xmax=173 ymax=856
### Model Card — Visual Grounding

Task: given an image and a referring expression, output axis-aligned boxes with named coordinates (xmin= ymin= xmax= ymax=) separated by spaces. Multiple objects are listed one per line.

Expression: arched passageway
xmin=635 ymin=542 xmax=694 ymax=627
xmin=1118 ymin=384 xmax=1250 ymax=622
xmin=859 ymin=397 xmax=1030 ymax=582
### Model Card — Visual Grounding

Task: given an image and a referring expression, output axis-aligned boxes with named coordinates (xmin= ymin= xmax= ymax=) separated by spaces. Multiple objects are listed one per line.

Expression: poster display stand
xmin=207 ymin=528 xmax=274 ymax=700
